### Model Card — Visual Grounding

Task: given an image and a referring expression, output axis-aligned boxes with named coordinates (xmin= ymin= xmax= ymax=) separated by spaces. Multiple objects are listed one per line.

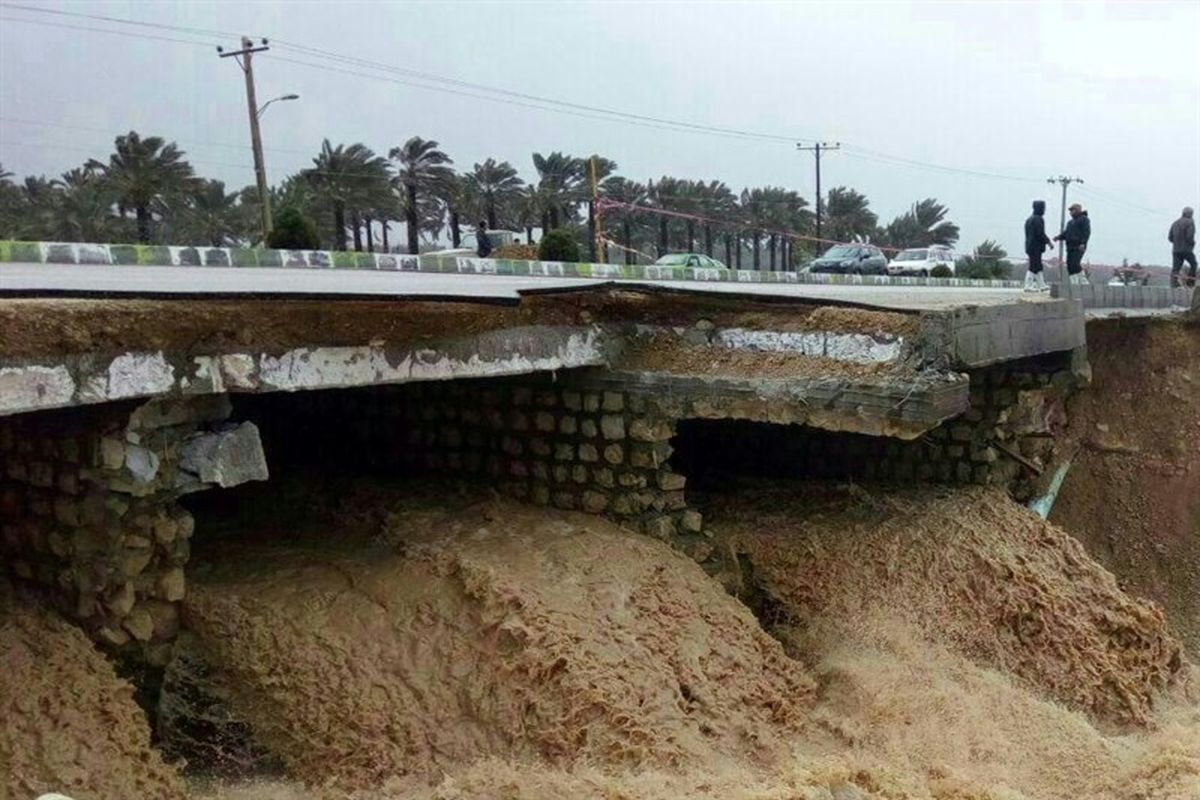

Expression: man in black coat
xmin=1023 ymin=200 xmax=1053 ymax=292
xmin=1168 ymin=207 xmax=1196 ymax=288
xmin=1054 ymin=203 xmax=1091 ymax=284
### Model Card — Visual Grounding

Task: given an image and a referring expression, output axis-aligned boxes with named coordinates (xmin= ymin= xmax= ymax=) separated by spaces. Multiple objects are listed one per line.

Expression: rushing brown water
xmin=4 ymin=483 xmax=1198 ymax=800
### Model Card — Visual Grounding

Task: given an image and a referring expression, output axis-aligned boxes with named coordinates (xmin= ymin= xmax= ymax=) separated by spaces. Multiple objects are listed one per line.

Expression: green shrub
xmin=267 ymin=207 xmax=321 ymax=250
xmin=537 ymin=229 xmax=581 ymax=263
xmin=930 ymin=264 xmax=953 ymax=278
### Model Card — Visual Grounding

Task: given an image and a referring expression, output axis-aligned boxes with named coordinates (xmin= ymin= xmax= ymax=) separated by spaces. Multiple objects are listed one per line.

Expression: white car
xmin=886 ymin=245 xmax=956 ymax=277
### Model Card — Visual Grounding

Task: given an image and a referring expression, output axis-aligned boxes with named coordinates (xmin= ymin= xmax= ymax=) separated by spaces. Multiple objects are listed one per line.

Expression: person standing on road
xmin=1168 ymin=207 xmax=1196 ymax=288
xmin=1023 ymin=200 xmax=1053 ymax=292
xmin=476 ymin=219 xmax=493 ymax=258
xmin=1054 ymin=203 xmax=1091 ymax=285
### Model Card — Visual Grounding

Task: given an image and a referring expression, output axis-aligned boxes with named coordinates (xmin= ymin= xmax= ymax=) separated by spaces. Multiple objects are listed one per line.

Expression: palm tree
xmin=599 ymin=177 xmax=648 ymax=264
xmin=432 ymin=172 xmax=471 ymax=248
xmin=532 ymin=151 xmax=584 ymax=231
xmin=513 ymin=184 xmax=541 ymax=244
xmin=823 ymin=187 xmax=877 ymax=245
xmin=87 ymin=131 xmax=195 ymax=243
xmin=54 ymin=168 xmax=118 ymax=242
xmin=879 ymin=198 xmax=960 ymax=249
xmin=464 ymin=158 xmax=524 ymax=230
xmin=389 ymin=137 xmax=454 ymax=255
xmin=178 ymin=180 xmax=243 ymax=246
xmin=0 ymin=163 xmax=29 ymax=240
xmin=694 ymin=180 xmax=736 ymax=261
xmin=648 ymin=177 xmax=688 ymax=256
xmin=304 ymin=140 xmax=390 ymax=251
xmin=580 ymin=155 xmax=617 ymax=261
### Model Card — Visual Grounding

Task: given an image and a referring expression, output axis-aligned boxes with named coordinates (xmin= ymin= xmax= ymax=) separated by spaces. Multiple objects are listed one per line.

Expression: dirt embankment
xmin=0 ymin=581 xmax=185 ymax=800
xmin=1050 ymin=318 xmax=1200 ymax=656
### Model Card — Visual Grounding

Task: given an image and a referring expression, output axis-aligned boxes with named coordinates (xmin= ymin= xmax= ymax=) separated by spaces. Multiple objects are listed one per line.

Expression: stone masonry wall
xmin=674 ymin=353 xmax=1080 ymax=495
xmin=0 ymin=395 xmax=265 ymax=662
xmin=245 ymin=375 xmax=705 ymax=550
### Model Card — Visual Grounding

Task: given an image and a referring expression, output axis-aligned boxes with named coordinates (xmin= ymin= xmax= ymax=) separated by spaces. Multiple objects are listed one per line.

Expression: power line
xmin=0 ymin=2 xmax=243 ymax=40
xmin=0 ymin=14 xmax=218 ymax=47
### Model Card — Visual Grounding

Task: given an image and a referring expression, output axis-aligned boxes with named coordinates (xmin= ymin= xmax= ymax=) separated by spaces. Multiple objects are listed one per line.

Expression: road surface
xmin=0 ymin=262 xmax=1032 ymax=312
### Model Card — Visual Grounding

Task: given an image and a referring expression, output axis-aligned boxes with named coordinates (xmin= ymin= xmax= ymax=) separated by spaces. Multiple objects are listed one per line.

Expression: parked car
xmin=654 ymin=253 xmax=728 ymax=269
xmin=808 ymin=244 xmax=888 ymax=275
xmin=886 ymin=245 xmax=956 ymax=276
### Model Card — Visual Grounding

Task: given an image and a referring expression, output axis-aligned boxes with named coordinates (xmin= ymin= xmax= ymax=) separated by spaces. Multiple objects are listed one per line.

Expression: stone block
xmin=563 ymin=391 xmax=583 ymax=411
xmin=572 ymin=465 xmax=589 ymax=484
xmin=512 ymin=387 xmax=533 ymax=406
xmin=630 ymin=418 xmax=674 ymax=443
xmin=555 ymin=443 xmax=575 ymax=462
xmin=97 ymin=626 xmax=130 ymax=647
xmin=579 ymin=443 xmax=600 ymax=463
xmin=531 ymin=484 xmax=551 ymax=506
xmin=509 ymin=461 xmax=529 ymax=479
xmin=28 ymin=461 xmax=54 ymax=488
xmin=618 ymin=472 xmax=647 ymax=488
xmin=535 ymin=411 xmax=557 ymax=432
xmin=107 ymin=581 xmax=136 ymax=617
xmin=602 ymin=392 xmax=625 ymax=412
xmin=158 ymin=568 xmax=186 ymax=602
xmin=581 ymin=490 xmax=608 ymax=513
xmin=553 ymin=465 xmax=570 ymax=483
xmin=600 ymin=415 xmax=626 ymax=440
xmin=552 ymin=491 xmax=577 ymax=510
xmin=643 ymin=515 xmax=676 ymax=541
xmin=679 ymin=510 xmax=704 ymax=534
xmin=559 ymin=416 xmax=578 ymax=436
xmin=663 ymin=491 xmax=687 ymax=510
xmin=509 ymin=411 xmax=530 ymax=432
xmin=580 ymin=419 xmax=599 ymax=438
xmin=657 ymin=472 xmax=687 ymax=491
xmin=53 ymin=497 xmax=81 ymax=527
xmin=178 ymin=423 xmax=267 ymax=489
xmin=583 ymin=393 xmax=601 ymax=413
xmin=121 ymin=548 xmax=154 ymax=579
xmin=594 ymin=468 xmax=615 ymax=488
xmin=949 ymin=424 xmax=974 ymax=443
xmin=502 ymin=437 xmax=524 ymax=456
xmin=536 ymin=391 xmax=558 ymax=408
xmin=123 ymin=606 xmax=155 ymax=642
xmin=603 ymin=444 xmax=625 ymax=465
xmin=609 ymin=493 xmax=636 ymax=515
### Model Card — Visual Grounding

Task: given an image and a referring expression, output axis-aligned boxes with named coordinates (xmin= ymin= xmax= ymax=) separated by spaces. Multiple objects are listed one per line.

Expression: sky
xmin=0 ymin=0 xmax=1197 ymax=264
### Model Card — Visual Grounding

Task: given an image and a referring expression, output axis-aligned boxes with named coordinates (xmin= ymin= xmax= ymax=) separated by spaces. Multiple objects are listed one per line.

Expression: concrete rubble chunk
xmin=178 ymin=422 xmax=269 ymax=489
xmin=124 ymin=445 xmax=161 ymax=483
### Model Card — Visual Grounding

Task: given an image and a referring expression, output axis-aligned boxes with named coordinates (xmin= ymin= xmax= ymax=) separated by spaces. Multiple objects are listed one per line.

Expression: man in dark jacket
xmin=1054 ymin=203 xmax=1091 ymax=284
xmin=1023 ymin=200 xmax=1053 ymax=292
xmin=476 ymin=219 xmax=493 ymax=258
xmin=1168 ymin=207 xmax=1196 ymax=288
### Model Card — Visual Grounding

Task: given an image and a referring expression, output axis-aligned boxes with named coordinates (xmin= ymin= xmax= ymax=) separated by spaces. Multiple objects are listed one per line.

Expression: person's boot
xmin=1035 ymin=272 xmax=1050 ymax=292
xmin=1023 ymin=271 xmax=1039 ymax=292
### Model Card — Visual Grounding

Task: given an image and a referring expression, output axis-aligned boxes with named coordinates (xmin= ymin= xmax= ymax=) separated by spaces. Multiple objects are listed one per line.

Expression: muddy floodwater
xmin=4 ymin=477 xmax=1197 ymax=800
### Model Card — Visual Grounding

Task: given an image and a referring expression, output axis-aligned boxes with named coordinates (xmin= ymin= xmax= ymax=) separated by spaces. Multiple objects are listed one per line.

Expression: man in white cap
xmin=1168 ymin=207 xmax=1196 ymax=288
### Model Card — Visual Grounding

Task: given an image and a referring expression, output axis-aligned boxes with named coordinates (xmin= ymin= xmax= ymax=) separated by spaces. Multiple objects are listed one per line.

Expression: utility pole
xmin=797 ymin=141 xmax=840 ymax=256
xmin=219 ymin=37 xmax=272 ymax=243
xmin=588 ymin=155 xmax=601 ymax=263
xmin=1047 ymin=175 xmax=1083 ymax=294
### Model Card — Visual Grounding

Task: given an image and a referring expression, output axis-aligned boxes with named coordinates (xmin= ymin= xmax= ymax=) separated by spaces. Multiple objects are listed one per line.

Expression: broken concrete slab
xmin=178 ymin=422 xmax=268 ymax=490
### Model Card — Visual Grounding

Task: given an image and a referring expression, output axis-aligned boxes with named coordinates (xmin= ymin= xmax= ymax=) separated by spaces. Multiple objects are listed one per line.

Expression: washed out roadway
xmin=0 ymin=263 xmax=1033 ymax=313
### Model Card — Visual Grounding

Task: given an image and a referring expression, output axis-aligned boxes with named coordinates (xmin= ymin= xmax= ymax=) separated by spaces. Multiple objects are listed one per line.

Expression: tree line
xmin=0 ymin=131 xmax=967 ymax=268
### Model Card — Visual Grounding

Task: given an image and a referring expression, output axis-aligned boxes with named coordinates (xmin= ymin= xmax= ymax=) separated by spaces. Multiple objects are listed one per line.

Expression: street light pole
xmin=798 ymin=141 xmax=840 ymax=258
xmin=258 ymin=94 xmax=299 ymax=119
xmin=219 ymin=36 xmax=273 ymax=243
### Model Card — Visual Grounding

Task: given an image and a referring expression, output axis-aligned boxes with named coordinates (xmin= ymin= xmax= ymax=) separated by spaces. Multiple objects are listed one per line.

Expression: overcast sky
xmin=1 ymin=0 xmax=1197 ymax=263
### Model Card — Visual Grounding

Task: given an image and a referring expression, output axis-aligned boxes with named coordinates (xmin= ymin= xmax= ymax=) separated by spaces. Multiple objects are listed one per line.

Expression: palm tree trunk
xmin=526 ymin=224 xmax=534 ymax=243
xmin=623 ymin=219 xmax=634 ymax=265
xmin=540 ymin=212 xmax=550 ymax=235
xmin=658 ymin=218 xmax=668 ymax=256
xmin=382 ymin=221 xmax=390 ymax=252
xmin=352 ymin=211 xmax=364 ymax=252
xmin=549 ymin=206 xmax=560 ymax=230
xmin=365 ymin=215 xmax=375 ymax=252
xmin=333 ymin=202 xmax=347 ymax=251
xmin=704 ymin=224 xmax=713 ymax=257
xmin=768 ymin=234 xmax=777 ymax=269
xmin=723 ymin=234 xmax=732 ymax=267
xmin=735 ymin=234 xmax=742 ymax=268
xmin=753 ymin=235 xmax=761 ymax=270
xmin=405 ymin=182 xmax=419 ymax=255
xmin=135 ymin=205 xmax=151 ymax=244
xmin=449 ymin=210 xmax=461 ymax=247
xmin=487 ymin=199 xmax=498 ymax=230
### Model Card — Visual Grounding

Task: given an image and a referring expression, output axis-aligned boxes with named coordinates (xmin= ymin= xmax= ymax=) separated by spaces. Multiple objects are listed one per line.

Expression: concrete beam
xmin=0 ymin=325 xmax=606 ymax=417
xmin=918 ymin=299 xmax=1087 ymax=369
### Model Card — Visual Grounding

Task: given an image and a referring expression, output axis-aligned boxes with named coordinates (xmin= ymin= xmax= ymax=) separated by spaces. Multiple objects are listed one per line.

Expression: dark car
xmin=807 ymin=244 xmax=888 ymax=275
